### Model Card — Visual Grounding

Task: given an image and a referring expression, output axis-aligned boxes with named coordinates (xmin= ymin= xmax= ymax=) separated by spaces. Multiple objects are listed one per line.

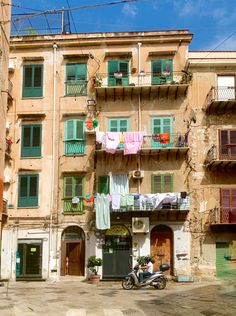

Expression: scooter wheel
xmin=154 ymin=278 xmax=167 ymax=290
xmin=122 ymin=277 xmax=134 ymax=290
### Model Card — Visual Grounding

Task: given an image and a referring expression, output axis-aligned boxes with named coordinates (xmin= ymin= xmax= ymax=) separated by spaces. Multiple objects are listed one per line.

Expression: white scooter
xmin=122 ymin=263 xmax=170 ymax=290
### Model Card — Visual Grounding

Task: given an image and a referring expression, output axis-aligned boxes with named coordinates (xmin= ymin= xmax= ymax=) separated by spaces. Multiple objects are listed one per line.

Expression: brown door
xmin=151 ymin=225 xmax=173 ymax=274
xmin=66 ymin=241 xmax=85 ymax=276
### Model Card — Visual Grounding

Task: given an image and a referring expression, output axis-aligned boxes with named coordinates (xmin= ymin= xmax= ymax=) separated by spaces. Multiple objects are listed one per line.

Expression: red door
xmin=151 ymin=225 xmax=173 ymax=275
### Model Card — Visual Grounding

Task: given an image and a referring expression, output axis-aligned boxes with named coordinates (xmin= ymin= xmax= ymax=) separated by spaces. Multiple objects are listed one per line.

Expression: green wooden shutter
xmin=23 ymin=65 xmax=43 ymax=97
xmin=151 ymin=116 xmax=172 ymax=148
xmin=76 ymin=120 xmax=85 ymax=140
xmin=151 ymin=60 xmax=162 ymax=84
xmin=66 ymin=63 xmax=87 ymax=95
xmin=98 ymin=176 xmax=109 ymax=194
xmin=21 ymin=125 xmax=41 ymax=157
xmin=151 ymin=174 xmax=173 ymax=193
xmin=76 ymin=63 xmax=87 ymax=81
xmin=151 ymin=59 xmax=173 ymax=85
xmin=64 ymin=177 xmax=73 ymax=198
xmin=18 ymin=174 xmax=38 ymax=207
xmin=65 ymin=120 xmax=75 ymax=140
xmin=108 ymin=61 xmax=118 ymax=86
xmin=120 ymin=61 xmax=129 ymax=86
xmin=109 ymin=118 xmax=128 ymax=132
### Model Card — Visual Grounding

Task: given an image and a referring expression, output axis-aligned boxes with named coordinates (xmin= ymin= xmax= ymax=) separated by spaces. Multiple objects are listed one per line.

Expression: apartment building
xmin=188 ymin=51 xmax=236 ymax=279
xmin=1 ymin=29 xmax=235 ymax=281
xmin=0 ymin=0 xmax=11 ymax=277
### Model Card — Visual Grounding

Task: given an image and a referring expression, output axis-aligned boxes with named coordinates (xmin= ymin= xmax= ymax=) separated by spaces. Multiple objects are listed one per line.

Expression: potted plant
xmin=87 ymin=255 xmax=103 ymax=283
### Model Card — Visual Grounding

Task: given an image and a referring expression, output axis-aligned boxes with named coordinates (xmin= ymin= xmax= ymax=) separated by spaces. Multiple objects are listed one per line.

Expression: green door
xmin=151 ymin=117 xmax=173 ymax=148
xmin=216 ymin=242 xmax=236 ymax=279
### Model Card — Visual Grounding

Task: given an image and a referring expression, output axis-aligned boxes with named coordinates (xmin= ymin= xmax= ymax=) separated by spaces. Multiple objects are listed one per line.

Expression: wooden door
xmin=151 ymin=225 xmax=173 ymax=274
xmin=66 ymin=242 xmax=85 ymax=276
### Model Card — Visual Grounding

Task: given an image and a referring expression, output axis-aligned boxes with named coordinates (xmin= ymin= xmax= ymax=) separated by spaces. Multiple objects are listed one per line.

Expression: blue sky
xmin=11 ymin=0 xmax=236 ymax=50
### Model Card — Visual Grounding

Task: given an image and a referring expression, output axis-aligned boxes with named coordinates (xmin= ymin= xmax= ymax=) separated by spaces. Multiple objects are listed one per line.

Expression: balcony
xmin=94 ymin=71 xmax=191 ymax=101
xmin=95 ymin=192 xmax=190 ymax=222
xmin=205 ymin=144 xmax=236 ymax=169
xmin=63 ymin=198 xmax=84 ymax=214
xmin=96 ymin=132 xmax=189 ymax=158
xmin=210 ymin=207 xmax=236 ymax=232
xmin=65 ymin=80 xmax=87 ymax=96
xmin=204 ymin=86 xmax=236 ymax=114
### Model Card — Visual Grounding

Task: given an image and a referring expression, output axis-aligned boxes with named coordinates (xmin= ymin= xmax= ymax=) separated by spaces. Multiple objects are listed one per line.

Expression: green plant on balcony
xmin=93 ymin=75 xmax=103 ymax=87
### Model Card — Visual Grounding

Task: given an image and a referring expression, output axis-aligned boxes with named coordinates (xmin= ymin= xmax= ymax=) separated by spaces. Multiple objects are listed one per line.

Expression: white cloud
xmin=207 ymin=34 xmax=236 ymax=51
xmin=122 ymin=3 xmax=138 ymax=18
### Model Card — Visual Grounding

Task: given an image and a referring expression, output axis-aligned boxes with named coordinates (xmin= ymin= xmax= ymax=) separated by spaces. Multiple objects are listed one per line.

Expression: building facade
xmin=1 ymin=30 xmax=235 ymax=281
xmin=0 ymin=0 xmax=11 ymax=277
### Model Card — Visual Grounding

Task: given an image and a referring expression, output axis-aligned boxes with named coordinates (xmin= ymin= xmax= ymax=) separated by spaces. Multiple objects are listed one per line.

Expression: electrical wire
xmin=13 ymin=0 xmax=141 ymax=22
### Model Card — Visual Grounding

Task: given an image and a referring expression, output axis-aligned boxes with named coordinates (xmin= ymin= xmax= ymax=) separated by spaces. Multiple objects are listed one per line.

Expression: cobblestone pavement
xmin=0 ymin=277 xmax=235 ymax=316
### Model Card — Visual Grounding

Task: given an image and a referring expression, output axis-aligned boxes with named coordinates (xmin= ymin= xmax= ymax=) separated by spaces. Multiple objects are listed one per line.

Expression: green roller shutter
xmin=216 ymin=243 xmax=236 ymax=279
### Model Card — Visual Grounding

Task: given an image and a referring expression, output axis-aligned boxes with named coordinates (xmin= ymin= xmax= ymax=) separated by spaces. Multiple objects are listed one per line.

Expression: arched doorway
xmin=151 ymin=225 xmax=173 ymax=275
xmin=61 ymin=226 xmax=85 ymax=276
xmin=103 ymin=225 xmax=132 ymax=279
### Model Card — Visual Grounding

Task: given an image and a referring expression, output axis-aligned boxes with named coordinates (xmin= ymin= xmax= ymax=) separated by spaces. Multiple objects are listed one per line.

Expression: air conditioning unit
xmin=132 ymin=217 xmax=149 ymax=233
xmin=132 ymin=170 xmax=144 ymax=179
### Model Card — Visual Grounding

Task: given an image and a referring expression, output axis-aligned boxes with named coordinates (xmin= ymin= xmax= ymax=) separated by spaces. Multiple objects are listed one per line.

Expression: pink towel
xmin=105 ymin=132 xmax=120 ymax=154
xmin=123 ymin=132 xmax=143 ymax=155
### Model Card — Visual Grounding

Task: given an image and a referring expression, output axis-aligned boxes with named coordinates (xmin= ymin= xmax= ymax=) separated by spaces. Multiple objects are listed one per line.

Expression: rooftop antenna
xmin=62 ymin=8 xmax=71 ymax=34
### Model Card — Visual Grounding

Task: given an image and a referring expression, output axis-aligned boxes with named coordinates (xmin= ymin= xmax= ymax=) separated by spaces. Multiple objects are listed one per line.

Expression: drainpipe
xmin=48 ymin=43 xmax=58 ymax=279
xmin=137 ymin=43 xmax=142 ymax=194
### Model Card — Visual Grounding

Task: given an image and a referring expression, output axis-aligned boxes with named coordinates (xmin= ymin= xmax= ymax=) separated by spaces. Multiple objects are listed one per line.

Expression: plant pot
xmin=89 ymin=274 xmax=101 ymax=284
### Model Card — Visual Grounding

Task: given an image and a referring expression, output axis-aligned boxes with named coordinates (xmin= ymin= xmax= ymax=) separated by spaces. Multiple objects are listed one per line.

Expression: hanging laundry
xmin=111 ymin=194 xmax=121 ymax=210
xmin=123 ymin=131 xmax=143 ymax=155
xmin=160 ymin=133 xmax=170 ymax=144
xmin=96 ymin=131 xmax=105 ymax=144
xmin=110 ymin=174 xmax=129 ymax=195
xmin=105 ymin=132 xmax=121 ymax=154
xmin=95 ymin=193 xmax=110 ymax=230
xmin=152 ymin=134 xmax=160 ymax=142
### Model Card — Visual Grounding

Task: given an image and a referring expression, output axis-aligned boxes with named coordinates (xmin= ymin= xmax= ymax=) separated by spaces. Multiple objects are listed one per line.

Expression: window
xmin=108 ymin=118 xmax=128 ymax=149
xmin=66 ymin=63 xmax=87 ymax=95
xmin=108 ymin=60 xmax=129 ymax=86
xmin=151 ymin=116 xmax=173 ymax=148
xmin=98 ymin=176 xmax=109 ymax=194
xmin=219 ymin=130 xmax=236 ymax=159
xmin=220 ymin=188 xmax=236 ymax=223
xmin=18 ymin=174 xmax=39 ymax=207
xmin=108 ymin=118 xmax=128 ymax=132
xmin=21 ymin=124 xmax=41 ymax=157
xmin=23 ymin=64 xmax=43 ymax=97
xmin=151 ymin=59 xmax=173 ymax=85
xmin=152 ymin=174 xmax=173 ymax=193
xmin=64 ymin=119 xmax=86 ymax=155
xmin=63 ymin=176 xmax=84 ymax=213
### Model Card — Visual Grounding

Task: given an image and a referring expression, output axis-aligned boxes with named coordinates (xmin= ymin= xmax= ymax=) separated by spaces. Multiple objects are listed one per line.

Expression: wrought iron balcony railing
xmin=96 ymin=133 xmax=189 ymax=151
xmin=63 ymin=198 xmax=84 ymax=214
xmin=94 ymin=71 xmax=191 ymax=88
xmin=205 ymin=144 xmax=236 ymax=165
xmin=210 ymin=207 xmax=236 ymax=224
xmin=95 ymin=192 xmax=190 ymax=213
xmin=204 ymin=86 xmax=236 ymax=112
xmin=65 ymin=80 xmax=87 ymax=96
